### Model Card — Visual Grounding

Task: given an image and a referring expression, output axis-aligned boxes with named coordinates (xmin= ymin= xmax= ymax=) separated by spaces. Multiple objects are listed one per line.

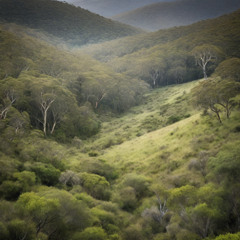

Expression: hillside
xmin=0 ymin=23 xmax=148 ymax=141
xmin=112 ymin=0 xmax=240 ymax=31
xmin=65 ymin=0 xmax=175 ymax=17
xmin=0 ymin=2 xmax=240 ymax=240
xmin=83 ymin=9 xmax=240 ymax=86
xmin=1 ymin=75 xmax=240 ymax=239
xmin=0 ymin=0 xmax=143 ymax=46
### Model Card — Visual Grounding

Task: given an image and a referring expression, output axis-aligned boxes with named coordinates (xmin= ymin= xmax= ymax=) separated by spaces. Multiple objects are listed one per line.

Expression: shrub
xmin=166 ymin=115 xmax=182 ymax=125
xmin=114 ymin=186 xmax=137 ymax=211
xmin=123 ymin=174 xmax=150 ymax=199
xmin=59 ymin=170 xmax=80 ymax=187
xmin=214 ymin=232 xmax=240 ymax=240
xmin=30 ymin=162 xmax=61 ymax=186
xmin=72 ymin=227 xmax=107 ymax=240
xmin=122 ymin=224 xmax=144 ymax=240
xmin=79 ymin=172 xmax=111 ymax=200
xmin=0 ymin=222 xmax=9 ymax=240
xmin=91 ymin=207 xmax=115 ymax=229
xmin=0 ymin=180 xmax=22 ymax=200
xmin=80 ymin=159 xmax=118 ymax=180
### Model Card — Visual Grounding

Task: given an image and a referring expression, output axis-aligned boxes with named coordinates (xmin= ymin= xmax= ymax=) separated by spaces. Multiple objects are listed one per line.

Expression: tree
xmin=149 ymin=68 xmax=160 ymax=88
xmin=38 ymin=90 xmax=56 ymax=136
xmin=59 ymin=170 xmax=80 ymax=187
xmin=0 ymin=88 xmax=17 ymax=120
xmin=192 ymin=78 xmax=240 ymax=122
xmin=182 ymin=203 xmax=220 ymax=238
xmin=192 ymin=79 xmax=222 ymax=123
xmin=16 ymin=192 xmax=61 ymax=238
xmin=81 ymin=78 xmax=108 ymax=109
xmin=217 ymin=80 xmax=240 ymax=118
xmin=214 ymin=58 xmax=240 ymax=82
xmin=17 ymin=189 xmax=93 ymax=239
xmin=192 ymin=44 xmax=221 ymax=79
xmin=79 ymin=172 xmax=110 ymax=200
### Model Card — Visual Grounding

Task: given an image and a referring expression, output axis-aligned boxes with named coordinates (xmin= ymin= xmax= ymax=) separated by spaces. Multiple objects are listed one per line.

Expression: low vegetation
xmin=0 ymin=2 xmax=240 ymax=240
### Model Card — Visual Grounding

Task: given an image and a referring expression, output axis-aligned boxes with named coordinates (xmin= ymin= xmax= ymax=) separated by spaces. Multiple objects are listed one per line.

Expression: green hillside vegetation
xmin=0 ymin=0 xmax=143 ymax=46
xmin=112 ymin=0 xmax=240 ymax=31
xmin=83 ymin=9 xmax=240 ymax=87
xmin=0 ymin=24 xmax=148 ymax=140
xmin=0 ymin=5 xmax=240 ymax=240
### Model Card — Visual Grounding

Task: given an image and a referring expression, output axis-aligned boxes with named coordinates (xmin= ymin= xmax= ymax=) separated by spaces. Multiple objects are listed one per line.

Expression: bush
xmin=166 ymin=115 xmax=182 ymax=125
xmin=114 ymin=186 xmax=137 ymax=211
xmin=30 ymin=162 xmax=61 ymax=186
xmin=80 ymin=159 xmax=118 ymax=180
xmin=0 ymin=180 xmax=22 ymax=200
xmin=72 ymin=227 xmax=107 ymax=240
xmin=79 ymin=172 xmax=111 ymax=200
xmin=214 ymin=232 xmax=240 ymax=240
xmin=123 ymin=174 xmax=150 ymax=199
xmin=0 ymin=222 xmax=9 ymax=240
xmin=59 ymin=170 xmax=80 ymax=187
xmin=91 ymin=207 xmax=115 ymax=229
xmin=122 ymin=224 xmax=144 ymax=240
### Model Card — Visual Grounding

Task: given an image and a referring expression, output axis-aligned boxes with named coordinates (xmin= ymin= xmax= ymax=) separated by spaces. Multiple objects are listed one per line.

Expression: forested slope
xmin=0 ymin=24 xmax=148 ymax=141
xmin=83 ymin=9 xmax=240 ymax=87
xmin=0 ymin=0 xmax=143 ymax=46
xmin=112 ymin=0 xmax=240 ymax=31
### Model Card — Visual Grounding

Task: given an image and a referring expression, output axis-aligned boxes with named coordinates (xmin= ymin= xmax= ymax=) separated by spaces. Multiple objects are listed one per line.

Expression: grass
xmin=66 ymin=79 xmax=240 ymax=193
xmin=83 ymin=80 xmax=199 ymax=152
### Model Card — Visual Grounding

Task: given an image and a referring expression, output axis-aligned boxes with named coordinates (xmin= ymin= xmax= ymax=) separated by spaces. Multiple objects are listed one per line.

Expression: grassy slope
xmin=67 ymin=79 xmax=240 ymax=190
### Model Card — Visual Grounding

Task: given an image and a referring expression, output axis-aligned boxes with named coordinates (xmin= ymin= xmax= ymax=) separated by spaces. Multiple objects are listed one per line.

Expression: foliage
xmin=213 ymin=232 xmax=240 ymax=240
xmin=79 ymin=172 xmax=111 ymax=200
xmin=72 ymin=227 xmax=107 ymax=240
xmin=84 ymin=9 xmax=240 ymax=87
xmin=0 ymin=0 xmax=142 ymax=46
xmin=0 ymin=3 xmax=240 ymax=240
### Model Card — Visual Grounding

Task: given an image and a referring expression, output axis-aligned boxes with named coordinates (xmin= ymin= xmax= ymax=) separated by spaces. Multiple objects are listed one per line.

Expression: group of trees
xmin=192 ymin=58 xmax=240 ymax=123
xmin=0 ymin=0 xmax=142 ymax=46
xmin=83 ymin=9 xmax=240 ymax=88
xmin=0 ymin=24 xmax=149 ymax=141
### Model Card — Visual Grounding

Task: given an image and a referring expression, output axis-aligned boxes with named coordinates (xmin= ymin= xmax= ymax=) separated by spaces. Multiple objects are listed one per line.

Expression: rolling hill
xmin=0 ymin=0 xmax=143 ymax=46
xmin=65 ymin=0 xmax=176 ymax=17
xmin=0 ymin=1 xmax=240 ymax=240
xmin=83 ymin=9 xmax=240 ymax=86
xmin=112 ymin=0 xmax=240 ymax=31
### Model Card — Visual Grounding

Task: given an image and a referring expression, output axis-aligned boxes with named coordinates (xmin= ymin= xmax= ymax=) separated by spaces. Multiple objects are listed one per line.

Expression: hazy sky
xmin=58 ymin=0 xmax=176 ymax=17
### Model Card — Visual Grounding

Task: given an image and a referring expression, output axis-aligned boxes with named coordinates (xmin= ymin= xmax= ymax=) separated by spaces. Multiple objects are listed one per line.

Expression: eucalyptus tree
xmin=191 ymin=44 xmax=222 ymax=79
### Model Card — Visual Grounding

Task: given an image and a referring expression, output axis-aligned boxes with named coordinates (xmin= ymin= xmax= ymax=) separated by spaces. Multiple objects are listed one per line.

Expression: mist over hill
xmin=112 ymin=0 xmax=240 ymax=31
xmin=0 ymin=0 xmax=143 ymax=46
xmin=63 ymin=0 xmax=176 ymax=17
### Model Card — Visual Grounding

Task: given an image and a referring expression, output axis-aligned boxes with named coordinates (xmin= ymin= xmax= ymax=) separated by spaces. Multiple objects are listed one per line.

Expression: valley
xmin=0 ymin=1 xmax=240 ymax=240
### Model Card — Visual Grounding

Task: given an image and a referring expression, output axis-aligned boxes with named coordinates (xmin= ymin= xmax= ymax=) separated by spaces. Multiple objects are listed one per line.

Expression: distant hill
xmin=83 ymin=9 xmax=240 ymax=86
xmin=112 ymin=0 xmax=240 ymax=31
xmin=65 ymin=0 xmax=176 ymax=17
xmin=0 ymin=0 xmax=143 ymax=46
